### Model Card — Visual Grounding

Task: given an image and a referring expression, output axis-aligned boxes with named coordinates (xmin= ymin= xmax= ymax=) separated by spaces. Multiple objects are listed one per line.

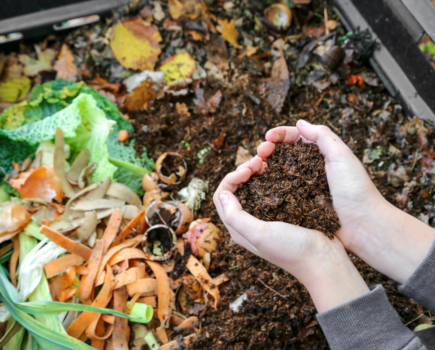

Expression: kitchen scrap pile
xmin=0 ymin=80 xmax=225 ymax=349
xmin=1 ymin=0 xmax=434 ymax=349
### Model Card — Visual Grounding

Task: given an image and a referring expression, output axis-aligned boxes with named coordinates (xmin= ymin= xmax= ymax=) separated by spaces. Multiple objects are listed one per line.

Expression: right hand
xmin=258 ymin=120 xmax=435 ymax=284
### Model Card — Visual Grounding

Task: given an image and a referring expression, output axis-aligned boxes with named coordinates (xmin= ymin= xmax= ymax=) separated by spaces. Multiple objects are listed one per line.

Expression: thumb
xmin=218 ymin=190 xmax=266 ymax=241
xmin=296 ymin=120 xmax=352 ymax=160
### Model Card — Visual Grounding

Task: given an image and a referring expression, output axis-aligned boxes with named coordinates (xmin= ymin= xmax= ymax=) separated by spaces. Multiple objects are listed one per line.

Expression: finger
xmin=236 ymin=155 xmax=263 ymax=173
xmin=296 ymin=120 xmax=353 ymax=160
xmin=213 ymin=190 xmax=260 ymax=254
xmin=257 ymin=141 xmax=275 ymax=159
xmin=215 ymin=167 xmax=252 ymax=195
xmin=265 ymin=126 xmax=300 ymax=144
xmin=217 ymin=191 xmax=265 ymax=245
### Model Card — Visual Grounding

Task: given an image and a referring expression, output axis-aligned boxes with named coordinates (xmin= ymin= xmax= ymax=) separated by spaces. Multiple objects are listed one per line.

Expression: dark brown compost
xmin=235 ymin=141 xmax=340 ymax=238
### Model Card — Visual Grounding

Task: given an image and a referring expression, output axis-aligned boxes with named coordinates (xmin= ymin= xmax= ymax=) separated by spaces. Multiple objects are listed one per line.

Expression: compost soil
xmin=235 ymin=141 xmax=340 ymax=239
xmin=2 ymin=0 xmax=434 ymax=348
xmin=131 ymin=78 xmax=429 ymax=349
xmin=149 ymin=207 xmax=179 ymax=232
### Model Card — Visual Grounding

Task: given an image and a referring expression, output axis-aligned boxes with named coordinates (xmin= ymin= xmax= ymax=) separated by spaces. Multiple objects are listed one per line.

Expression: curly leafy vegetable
xmin=109 ymin=141 xmax=155 ymax=194
xmin=0 ymin=79 xmax=153 ymax=190
xmin=1 ymin=94 xmax=117 ymax=183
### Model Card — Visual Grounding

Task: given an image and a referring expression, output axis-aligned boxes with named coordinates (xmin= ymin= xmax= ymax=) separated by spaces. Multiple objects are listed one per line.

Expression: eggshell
xmin=142 ymin=172 xmax=159 ymax=192
xmin=143 ymin=189 xmax=163 ymax=208
xmin=175 ymin=203 xmax=193 ymax=235
xmin=142 ymin=224 xmax=177 ymax=261
xmin=155 ymin=152 xmax=187 ymax=185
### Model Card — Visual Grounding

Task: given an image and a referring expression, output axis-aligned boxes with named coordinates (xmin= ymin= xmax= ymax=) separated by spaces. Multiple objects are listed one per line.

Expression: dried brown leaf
xmin=124 ymin=78 xmax=157 ymax=111
xmin=54 ymin=44 xmax=78 ymax=81
xmin=217 ymin=18 xmax=242 ymax=48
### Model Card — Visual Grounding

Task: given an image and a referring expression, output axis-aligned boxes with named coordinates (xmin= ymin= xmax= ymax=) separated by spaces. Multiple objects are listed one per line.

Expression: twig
xmin=327 ymin=120 xmax=340 ymax=133
xmin=411 ymin=150 xmax=419 ymax=171
xmin=405 ymin=313 xmax=424 ymax=326
xmin=324 ymin=7 xmax=329 ymax=35
xmin=156 ymin=211 xmax=176 ymax=237
xmin=257 ymin=278 xmax=288 ymax=299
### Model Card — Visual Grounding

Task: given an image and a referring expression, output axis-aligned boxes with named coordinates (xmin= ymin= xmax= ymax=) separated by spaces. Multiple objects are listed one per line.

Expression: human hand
xmin=213 ymin=156 xmax=370 ymax=312
xmin=258 ymin=120 xmax=435 ymax=284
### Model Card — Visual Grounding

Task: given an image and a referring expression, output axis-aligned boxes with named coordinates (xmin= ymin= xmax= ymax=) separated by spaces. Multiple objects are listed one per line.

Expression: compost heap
xmin=0 ymin=0 xmax=433 ymax=348
xmin=235 ymin=141 xmax=340 ymax=238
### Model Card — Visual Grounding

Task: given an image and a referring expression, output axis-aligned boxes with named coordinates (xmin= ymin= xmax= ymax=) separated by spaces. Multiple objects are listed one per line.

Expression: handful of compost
xmin=235 ymin=141 xmax=340 ymax=238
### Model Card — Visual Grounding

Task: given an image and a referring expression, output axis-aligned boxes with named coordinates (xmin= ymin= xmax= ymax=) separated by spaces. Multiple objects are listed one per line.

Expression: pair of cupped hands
xmin=213 ymin=120 xmax=435 ymax=312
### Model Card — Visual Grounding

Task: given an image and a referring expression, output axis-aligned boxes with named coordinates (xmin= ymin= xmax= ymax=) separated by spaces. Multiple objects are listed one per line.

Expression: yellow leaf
xmin=54 ymin=44 xmax=78 ymax=81
xmin=217 ymin=18 xmax=242 ymax=48
xmin=110 ymin=16 xmax=162 ymax=71
xmin=18 ymin=47 xmax=56 ymax=76
xmin=168 ymin=0 xmax=203 ymax=20
xmin=168 ymin=0 xmax=185 ymax=19
xmin=0 ymin=77 xmax=31 ymax=103
xmin=188 ymin=30 xmax=203 ymax=41
xmin=160 ymin=51 xmax=196 ymax=84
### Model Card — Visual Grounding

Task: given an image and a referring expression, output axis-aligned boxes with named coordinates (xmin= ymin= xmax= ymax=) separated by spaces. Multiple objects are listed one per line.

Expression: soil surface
xmin=131 ymin=78 xmax=428 ymax=349
xmin=235 ymin=141 xmax=340 ymax=239
xmin=3 ymin=0 xmax=434 ymax=348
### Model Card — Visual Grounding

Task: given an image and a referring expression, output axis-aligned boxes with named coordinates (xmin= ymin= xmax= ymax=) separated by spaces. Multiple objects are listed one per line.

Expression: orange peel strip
xmin=95 ymin=235 xmax=142 ymax=282
xmin=147 ymin=261 xmax=171 ymax=328
xmin=40 ymin=225 xmax=92 ymax=260
xmin=126 ymin=278 xmax=158 ymax=296
xmin=67 ymin=265 xmax=113 ymax=338
xmin=44 ymin=254 xmax=85 ymax=279
xmin=108 ymin=248 xmax=147 ymax=266
xmin=112 ymin=210 xmax=145 ymax=247
xmin=113 ymin=286 xmax=129 ymax=350
xmin=102 ymin=208 xmax=123 ymax=254
xmin=79 ymin=239 xmax=104 ymax=304
xmin=186 ymin=255 xmax=220 ymax=309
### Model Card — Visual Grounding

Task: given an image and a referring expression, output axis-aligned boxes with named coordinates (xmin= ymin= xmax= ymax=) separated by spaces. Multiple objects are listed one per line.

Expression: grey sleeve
xmin=316 ymin=285 xmax=426 ymax=350
xmin=398 ymin=238 xmax=435 ymax=313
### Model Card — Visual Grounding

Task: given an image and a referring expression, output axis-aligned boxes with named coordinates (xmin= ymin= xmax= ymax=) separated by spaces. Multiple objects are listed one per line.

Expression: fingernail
xmin=219 ymin=194 xmax=228 ymax=207
xmin=300 ymin=120 xmax=312 ymax=126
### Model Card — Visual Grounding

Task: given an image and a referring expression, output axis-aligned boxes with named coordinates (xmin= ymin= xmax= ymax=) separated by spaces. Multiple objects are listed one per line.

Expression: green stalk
xmin=108 ymin=157 xmax=151 ymax=175
xmin=23 ymin=222 xmax=45 ymax=241
xmin=144 ymin=332 xmax=159 ymax=350
xmin=19 ymin=233 xmax=66 ymax=334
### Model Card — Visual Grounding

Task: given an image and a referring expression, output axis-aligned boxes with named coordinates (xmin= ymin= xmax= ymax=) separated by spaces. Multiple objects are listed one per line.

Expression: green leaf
xmin=0 ymin=93 xmax=117 ymax=183
xmin=0 ymin=251 xmax=13 ymax=265
xmin=0 ymin=271 xmax=95 ymax=350
xmin=109 ymin=142 xmax=154 ymax=194
xmin=19 ymin=301 xmax=140 ymax=321
xmin=1 ymin=320 xmax=23 ymax=347
xmin=0 ymin=78 xmax=154 ymax=189
xmin=19 ymin=233 xmax=66 ymax=333
xmin=0 ymin=137 xmax=36 ymax=183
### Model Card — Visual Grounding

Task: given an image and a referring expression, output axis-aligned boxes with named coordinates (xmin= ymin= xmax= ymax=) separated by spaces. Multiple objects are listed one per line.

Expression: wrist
xmin=297 ymin=239 xmax=370 ymax=313
xmin=350 ymin=199 xmax=435 ymax=284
